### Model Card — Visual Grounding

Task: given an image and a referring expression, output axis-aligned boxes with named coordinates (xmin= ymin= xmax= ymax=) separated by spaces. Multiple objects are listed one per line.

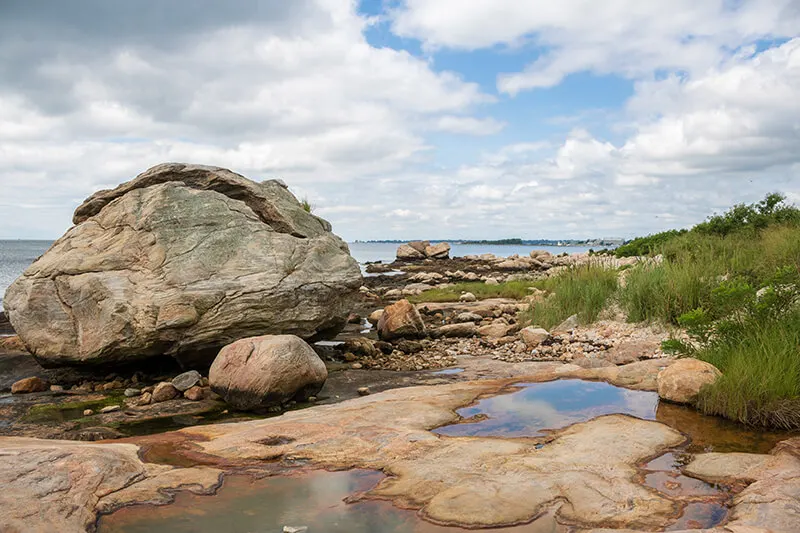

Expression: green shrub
xmin=614 ymin=229 xmax=687 ymax=258
xmin=694 ymin=192 xmax=800 ymax=237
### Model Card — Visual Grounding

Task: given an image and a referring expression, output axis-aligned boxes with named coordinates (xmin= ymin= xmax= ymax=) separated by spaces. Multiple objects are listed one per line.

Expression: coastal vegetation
xmin=524 ymin=193 xmax=800 ymax=428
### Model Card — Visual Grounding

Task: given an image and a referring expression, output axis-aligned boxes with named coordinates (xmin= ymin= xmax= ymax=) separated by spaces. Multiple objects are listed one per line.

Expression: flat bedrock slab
xmin=1 ymin=360 xmax=798 ymax=533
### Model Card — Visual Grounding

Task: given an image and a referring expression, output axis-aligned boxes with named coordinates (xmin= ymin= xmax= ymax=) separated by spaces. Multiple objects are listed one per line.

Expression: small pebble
xmin=83 ymin=409 xmax=94 ymax=416
xmin=123 ymin=388 xmax=141 ymax=397
xmin=100 ymin=405 xmax=121 ymax=414
xmin=357 ymin=387 xmax=370 ymax=396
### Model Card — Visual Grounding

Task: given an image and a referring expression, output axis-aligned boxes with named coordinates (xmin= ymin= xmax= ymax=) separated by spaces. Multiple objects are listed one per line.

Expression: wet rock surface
xmin=0 ymin=360 xmax=798 ymax=532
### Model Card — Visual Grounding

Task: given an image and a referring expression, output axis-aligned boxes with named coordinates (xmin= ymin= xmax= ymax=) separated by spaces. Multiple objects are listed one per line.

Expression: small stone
xmin=137 ymin=392 xmax=153 ymax=406
xmin=184 ymin=386 xmax=205 ymax=401
xmin=151 ymin=382 xmax=179 ymax=403
xmin=552 ymin=314 xmax=579 ymax=333
xmin=351 ymin=362 xmax=363 ymax=369
xmin=307 ymin=396 xmax=317 ymax=402
xmin=49 ymin=385 xmax=64 ymax=392
xmin=357 ymin=386 xmax=370 ymax=396
xmin=283 ymin=526 xmax=308 ymax=533
xmin=172 ymin=370 xmax=202 ymax=392
xmin=123 ymin=388 xmax=141 ymax=397
xmin=454 ymin=312 xmax=482 ymax=323
xmin=367 ymin=309 xmax=384 ymax=325
xmin=344 ymin=352 xmax=357 ymax=362
xmin=100 ymin=405 xmax=121 ymax=413
xmin=11 ymin=377 xmax=50 ymax=394
xmin=83 ymin=409 xmax=94 ymax=416
xmin=459 ymin=292 xmax=477 ymax=302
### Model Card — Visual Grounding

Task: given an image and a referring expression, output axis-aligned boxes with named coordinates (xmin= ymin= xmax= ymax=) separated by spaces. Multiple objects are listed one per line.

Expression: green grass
xmin=409 ymin=280 xmax=538 ymax=303
xmin=23 ymin=395 xmax=124 ymax=423
xmin=694 ymin=311 xmax=800 ymax=429
xmin=522 ymin=264 xmax=619 ymax=329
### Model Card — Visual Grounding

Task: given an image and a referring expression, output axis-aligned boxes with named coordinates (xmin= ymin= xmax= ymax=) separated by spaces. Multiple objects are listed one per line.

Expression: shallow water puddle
xmin=98 ymin=470 xmax=568 ymax=533
xmin=641 ymin=451 xmax=730 ymax=529
xmin=431 ymin=368 xmax=465 ymax=375
xmin=433 ymin=379 xmax=659 ymax=437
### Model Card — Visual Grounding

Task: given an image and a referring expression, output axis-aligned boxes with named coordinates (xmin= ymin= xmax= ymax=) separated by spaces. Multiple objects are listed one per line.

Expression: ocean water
xmin=0 ymin=240 xmax=592 ymax=309
xmin=0 ymin=240 xmax=52 ymax=309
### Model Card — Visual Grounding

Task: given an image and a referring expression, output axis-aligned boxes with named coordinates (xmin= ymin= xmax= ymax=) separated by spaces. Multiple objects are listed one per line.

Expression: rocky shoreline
xmin=1 ymin=164 xmax=798 ymax=533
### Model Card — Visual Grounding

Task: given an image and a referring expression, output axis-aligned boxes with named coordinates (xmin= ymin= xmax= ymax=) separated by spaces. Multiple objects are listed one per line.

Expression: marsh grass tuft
xmin=694 ymin=311 xmax=800 ymax=429
xmin=522 ymin=264 xmax=618 ymax=329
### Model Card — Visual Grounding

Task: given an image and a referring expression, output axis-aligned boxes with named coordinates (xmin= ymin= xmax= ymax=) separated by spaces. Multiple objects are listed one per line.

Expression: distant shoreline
xmin=352 ymin=239 xmax=623 ymax=247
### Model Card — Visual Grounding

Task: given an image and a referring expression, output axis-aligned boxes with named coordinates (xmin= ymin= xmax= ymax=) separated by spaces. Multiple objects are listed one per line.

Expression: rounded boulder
xmin=209 ymin=335 xmax=327 ymax=410
xmin=657 ymin=358 xmax=721 ymax=404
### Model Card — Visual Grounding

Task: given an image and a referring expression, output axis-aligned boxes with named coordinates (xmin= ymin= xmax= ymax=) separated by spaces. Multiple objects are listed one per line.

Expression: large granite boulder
xmin=209 ymin=334 xmax=327 ymax=410
xmin=4 ymin=163 xmax=362 ymax=368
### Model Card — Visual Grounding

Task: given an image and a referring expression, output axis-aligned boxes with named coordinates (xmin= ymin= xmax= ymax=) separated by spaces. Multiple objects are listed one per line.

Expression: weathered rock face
xmin=209 ymin=334 xmax=327 ymax=410
xmin=425 ymin=242 xmax=451 ymax=259
xmin=4 ymin=163 xmax=362 ymax=368
xmin=377 ymin=299 xmax=426 ymax=340
xmin=396 ymin=244 xmax=426 ymax=260
xmin=657 ymin=358 xmax=721 ymax=404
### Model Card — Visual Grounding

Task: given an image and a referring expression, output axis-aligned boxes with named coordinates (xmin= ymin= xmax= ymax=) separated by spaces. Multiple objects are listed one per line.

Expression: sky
xmin=1 ymin=0 xmax=799 ymax=241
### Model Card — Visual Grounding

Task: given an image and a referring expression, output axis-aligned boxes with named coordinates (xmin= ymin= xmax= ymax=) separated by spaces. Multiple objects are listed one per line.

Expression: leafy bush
xmin=614 ymin=229 xmax=687 ymax=258
xmin=694 ymin=193 xmax=800 ymax=237
xmin=615 ymin=193 xmax=800 ymax=258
